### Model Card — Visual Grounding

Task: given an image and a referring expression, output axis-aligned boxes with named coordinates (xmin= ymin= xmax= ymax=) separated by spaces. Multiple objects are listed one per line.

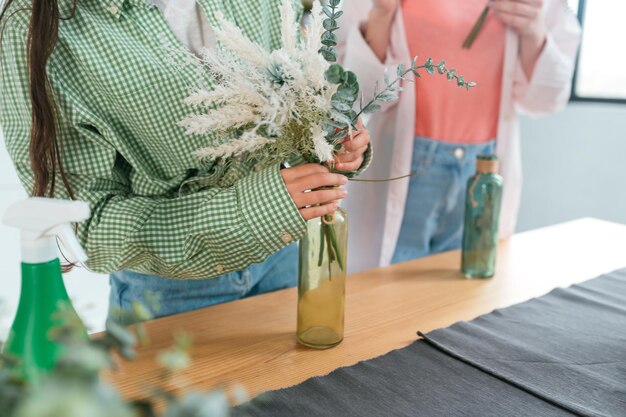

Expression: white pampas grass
xmin=305 ymin=1 xmax=325 ymax=58
xmin=210 ymin=11 xmax=268 ymax=68
xmin=310 ymin=123 xmax=334 ymax=163
xmin=280 ymin=0 xmax=298 ymax=53
xmin=194 ymin=133 xmax=275 ymax=160
xmin=180 ymin=104 xmax=258 ymax=134
xmin=181 ymin=0 xmax=339 ymax=166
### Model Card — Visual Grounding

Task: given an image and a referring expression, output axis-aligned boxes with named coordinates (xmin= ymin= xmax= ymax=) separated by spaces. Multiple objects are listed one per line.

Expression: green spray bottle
xmin=2 ymin=197 xmax=91 ymax=385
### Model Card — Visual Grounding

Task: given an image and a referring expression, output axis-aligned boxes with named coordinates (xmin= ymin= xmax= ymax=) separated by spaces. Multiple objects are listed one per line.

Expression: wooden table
xmin=107 ymin=218 xmax=626 ymax=400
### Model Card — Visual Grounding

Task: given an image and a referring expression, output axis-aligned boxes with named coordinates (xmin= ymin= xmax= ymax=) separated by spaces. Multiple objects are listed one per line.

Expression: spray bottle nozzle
xmin=2 ymin=197 xmax=91 ymax=264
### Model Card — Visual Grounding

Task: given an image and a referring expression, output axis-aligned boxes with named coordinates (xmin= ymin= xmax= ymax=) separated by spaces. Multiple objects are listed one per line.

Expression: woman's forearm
xmin=364 ymin=7 xmax=396 ymax=63
xmin=519 ymin=31 xmax=547 ymax=81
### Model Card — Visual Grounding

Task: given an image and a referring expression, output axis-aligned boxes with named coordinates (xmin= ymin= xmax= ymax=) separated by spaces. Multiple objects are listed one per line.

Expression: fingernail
xmin=341 ymin=176 xmax=349 ymax=184
xmin=340 ymin=189 xmax=348 ymax=197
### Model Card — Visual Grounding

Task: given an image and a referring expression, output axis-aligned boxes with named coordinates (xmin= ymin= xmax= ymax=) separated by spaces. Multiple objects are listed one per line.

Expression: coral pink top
xmin=402 ymin=0 xmax=505 ymax=143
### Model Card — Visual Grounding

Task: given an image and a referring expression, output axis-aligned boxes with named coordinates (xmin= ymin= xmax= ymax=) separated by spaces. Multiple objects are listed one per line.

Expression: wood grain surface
xmin=104 ymin=218 xmax=626 ymax=401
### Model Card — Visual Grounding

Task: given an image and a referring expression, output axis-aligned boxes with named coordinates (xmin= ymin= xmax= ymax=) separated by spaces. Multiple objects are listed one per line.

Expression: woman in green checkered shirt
xmin=0 ymin=0 xmax=370 ymax=320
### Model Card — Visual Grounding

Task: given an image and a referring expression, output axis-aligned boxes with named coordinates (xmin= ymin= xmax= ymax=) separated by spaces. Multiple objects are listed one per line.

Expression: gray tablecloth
xmin=234 ymin=340 xmax=575 ymax=417
xmin=422 ymin=268 xmax=626 ymax=417
xmin=234 ymin=268 xmax=626 ymax=417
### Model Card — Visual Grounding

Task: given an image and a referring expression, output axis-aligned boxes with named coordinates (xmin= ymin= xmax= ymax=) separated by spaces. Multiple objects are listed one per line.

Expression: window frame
xmin=569 ymin=0 xmax=626 ymax=105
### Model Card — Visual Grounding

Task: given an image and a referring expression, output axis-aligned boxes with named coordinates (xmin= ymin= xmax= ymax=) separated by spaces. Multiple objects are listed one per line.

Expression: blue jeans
xmin=109 ymin=244 xmax=298 ymax=323
xmin=391 ymin=136 xmax=496 ymax=263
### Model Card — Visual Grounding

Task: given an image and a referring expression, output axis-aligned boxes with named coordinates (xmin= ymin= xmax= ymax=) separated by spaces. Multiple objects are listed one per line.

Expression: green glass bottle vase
xmin=461 ymin=155 xmax=504 ymax=279
xmin=297 ymin=208 xmax=347 ymax=349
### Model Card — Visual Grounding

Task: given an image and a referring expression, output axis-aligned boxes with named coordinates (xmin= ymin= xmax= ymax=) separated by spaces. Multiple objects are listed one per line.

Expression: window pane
xmin=575 ymin=1 xmax=626 ymax=99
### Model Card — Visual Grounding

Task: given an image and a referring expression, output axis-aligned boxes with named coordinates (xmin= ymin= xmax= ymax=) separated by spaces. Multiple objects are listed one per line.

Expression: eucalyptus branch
xmin=356 ymin=57 xmax=476 ymax=119
xmin=349 ymin=172 xmax=417 ymax=183
xmin=318 ymin=0 xmax=342 ymax=62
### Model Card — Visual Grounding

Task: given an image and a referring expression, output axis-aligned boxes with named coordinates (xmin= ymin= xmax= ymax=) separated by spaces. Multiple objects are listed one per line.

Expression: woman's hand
xmin=493 ymin=0 xmax=547 ymax=78
xmin=335 ymin=119 xmax=370 ymax=172
xmin=281 ymin=164 xmax=348 ymax=220
xmin=493 ymin=0 xmax=546 ymax=41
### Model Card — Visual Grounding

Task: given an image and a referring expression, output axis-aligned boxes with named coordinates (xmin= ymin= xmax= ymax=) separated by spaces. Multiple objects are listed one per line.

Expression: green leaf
xmin=333 ymin=10 xmax=344 ymax=18
xmin=396 ymin=63 xmax=405 ymax=78
xmin=323 ymin=5 xmax=333 ymax=17
xmin=377 ymin=92 xmax=397 ymax=102
xmin=104 ymin=319 xmax=138 ymax=360
xmin=437 ymin=60 xmax=446 ymax=74
xmin=330 ymin=110 xmax=353 ymax=125
xmin=345 ymin=71 xmax=358 ymax=88
xmin=362 ymin=103 xmax=381 ymax=114
xmin=426 ymin=66 xmax=434 ymax=75
xmin=457 ymin=75 xmax=465 ymax=87
xmin=447 ymin=68 xmax=456 ymax=81
xmin=335 ymin=87 xmax=356 ymax=102
xmin=322 ymin=51 xmax=337 ymax=62
xmin=329 ymin=0 xmax=341 ymax=6
xmin=319 ymin=46 xmax=337 ymax=62
xmin=467 ymin=81 xmax=477 ymax=88
xmin=325 ymin=63 xmax=345 ymax=84
xmin=345 ymin=73 xmax=359 ymax=88
xmin=332 ymin=100 xmax=352 ymax=112
xmin=323 ymin=19 xmax=338 ymax=31
xmin=158 ymin=349 xmax=191 ymax=372
xmin=326 ymin=119 xmax=348 ymax=130
xmin=132 ymin=301 xmax=153 ymax=322
xmin=411 ymin=56 xmax=418 ymax=70
xmin=321 ymin=31 xmax=338 ymax=47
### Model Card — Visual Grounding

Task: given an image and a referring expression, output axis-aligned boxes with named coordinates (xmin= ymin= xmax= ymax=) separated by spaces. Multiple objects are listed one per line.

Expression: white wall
xmin=0 ymin=140 xmax=109 ymax=337
xmin=1 ymin=101 xmax=625 ymax=337
xmin=517 ymin=102 xmax=626 ymax=231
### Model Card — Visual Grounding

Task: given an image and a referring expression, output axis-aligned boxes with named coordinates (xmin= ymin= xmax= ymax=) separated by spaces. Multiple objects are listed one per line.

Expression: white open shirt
xmin=153 ymin=0 xmax=215 ymax=55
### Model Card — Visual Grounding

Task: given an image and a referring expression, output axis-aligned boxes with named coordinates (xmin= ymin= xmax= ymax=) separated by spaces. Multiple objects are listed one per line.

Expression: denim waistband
xmin=413 ymin=136 xmax=496 ymax=165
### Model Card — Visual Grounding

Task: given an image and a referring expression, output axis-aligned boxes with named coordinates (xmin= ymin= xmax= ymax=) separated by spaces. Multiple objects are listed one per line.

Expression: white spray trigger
xmin=49 ymin=223 xmax=88 ymax=264
xmin=3 ymin=197 xmax=91 ymax=264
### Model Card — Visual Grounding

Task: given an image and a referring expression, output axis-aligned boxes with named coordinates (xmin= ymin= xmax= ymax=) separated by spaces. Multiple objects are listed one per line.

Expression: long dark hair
xmin=1 ymin=0 xmax=76 ymax=198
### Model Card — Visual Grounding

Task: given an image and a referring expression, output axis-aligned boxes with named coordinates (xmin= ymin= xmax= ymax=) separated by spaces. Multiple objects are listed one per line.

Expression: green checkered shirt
xmin=0 ymin=0 xmax=369 ymax=279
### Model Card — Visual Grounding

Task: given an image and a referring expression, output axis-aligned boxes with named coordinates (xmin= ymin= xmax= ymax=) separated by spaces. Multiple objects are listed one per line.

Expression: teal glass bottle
xmin=461 ymin=155 xmax=503 ymax=279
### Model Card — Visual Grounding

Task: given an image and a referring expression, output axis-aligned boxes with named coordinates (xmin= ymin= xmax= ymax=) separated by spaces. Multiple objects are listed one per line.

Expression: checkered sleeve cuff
xmin=236 ymin=164 xmax=307 ymax=254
